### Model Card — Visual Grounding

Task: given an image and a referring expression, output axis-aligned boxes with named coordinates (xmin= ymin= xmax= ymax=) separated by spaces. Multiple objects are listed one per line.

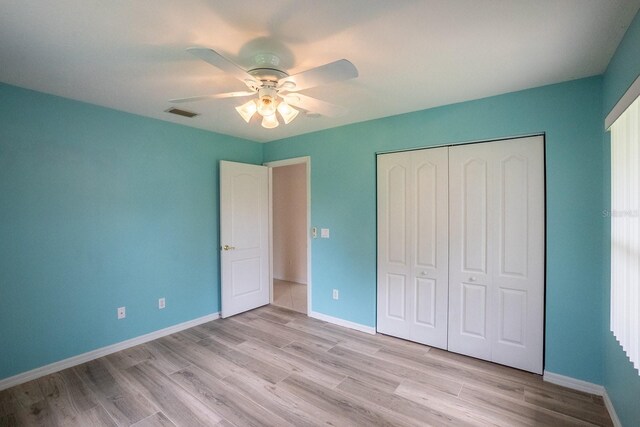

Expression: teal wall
xmin=0 ymin=83 xmax=262 ymax=380
xmin=264 ymin=76 xmax=605 ymax=384
xmin=602 ymin=11 xmax=640 ymax=427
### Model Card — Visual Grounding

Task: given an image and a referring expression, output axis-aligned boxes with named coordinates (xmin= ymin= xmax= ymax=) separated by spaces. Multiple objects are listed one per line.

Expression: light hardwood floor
xmin=0 ymin=305 xmax=611 ymax=426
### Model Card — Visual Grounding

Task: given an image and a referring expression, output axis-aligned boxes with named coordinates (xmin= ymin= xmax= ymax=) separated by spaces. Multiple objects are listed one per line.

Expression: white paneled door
xmin=377 ymin=147 xmax=450 ymax=349
xmin=220 ymin=161 xmax=269 ymax=318
xmin=448 ymin=136 xmax=544 ymax=374
xmin=377 ymin=136 xmax=544 ymax=374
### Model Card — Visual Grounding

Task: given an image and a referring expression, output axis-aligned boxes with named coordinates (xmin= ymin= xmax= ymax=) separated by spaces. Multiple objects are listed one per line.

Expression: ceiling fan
xmin=170 ymin=47 xmax=358 ymax=129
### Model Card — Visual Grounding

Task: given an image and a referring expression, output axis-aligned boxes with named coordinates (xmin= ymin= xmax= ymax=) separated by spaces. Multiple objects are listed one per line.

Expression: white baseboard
xmin=543 ymin=370 xmax=605 ymax=395
xmin=309 ymin=311 xmax=376 ymax=335
xmin=603 ymin=389 xmax=622 ymax=427
xmin=0 ymin=312 xmax=220 ymax=392
xmin=543 ymin=371 xmax=623 ymax=427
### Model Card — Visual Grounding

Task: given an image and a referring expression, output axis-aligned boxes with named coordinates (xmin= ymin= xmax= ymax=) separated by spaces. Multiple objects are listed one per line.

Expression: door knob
xmin=469 ymin=276 xmax=476 ymax=282
xmin=222 ymin=245 xmax=236 ymax=251
xmin=420 ymin=271 xmax=428 ymax=276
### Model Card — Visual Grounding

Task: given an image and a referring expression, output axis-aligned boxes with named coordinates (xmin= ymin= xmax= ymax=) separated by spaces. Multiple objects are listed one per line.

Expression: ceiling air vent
xmin=165 ymin=107 xmax=199 ymax=118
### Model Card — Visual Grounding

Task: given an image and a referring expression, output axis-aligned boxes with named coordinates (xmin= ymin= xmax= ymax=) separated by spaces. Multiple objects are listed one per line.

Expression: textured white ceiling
xmin=1 ymin=0 xmax=638 ymax=142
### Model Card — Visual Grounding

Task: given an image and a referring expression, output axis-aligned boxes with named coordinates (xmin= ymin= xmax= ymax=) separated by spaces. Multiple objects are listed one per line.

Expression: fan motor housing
xmin=248 ymin=67 xmax=288 ymax=83
xmin=248 ymin=53 xmax=288 ymax=83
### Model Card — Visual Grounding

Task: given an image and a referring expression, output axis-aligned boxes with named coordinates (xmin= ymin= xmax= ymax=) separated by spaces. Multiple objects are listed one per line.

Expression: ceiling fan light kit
xmin=277 ymin=101 xmax=299 ymax=124
xmin=171 ymin=47 xmax=358 ymax=130
xmin=234 ymin=88 xmax=300 ymax=128
xmin=261 ymin=113 xmax=280 ymax=129
xmin=235 ymin=100 xmax=257 ymax=123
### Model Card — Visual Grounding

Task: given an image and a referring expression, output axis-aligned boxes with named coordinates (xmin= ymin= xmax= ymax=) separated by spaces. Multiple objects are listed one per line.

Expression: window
xmin=610 ymin=93 xmax=640 ymax=373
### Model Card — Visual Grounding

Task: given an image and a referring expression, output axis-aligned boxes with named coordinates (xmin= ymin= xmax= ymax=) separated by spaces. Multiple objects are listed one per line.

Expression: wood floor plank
xmin=330 ymin=344 xmax=463 ymax=396
xmin=459 ymin=384 xmax=598 ymax=426
xmin=232 ymin=316 xmax=338 ymax=351
xmin=258 ymin=304 xmax=308 ymax=321
xmin=9 ymin=380 xmax=44 ymax=409
xmin=73 ymin=358 xmax=158 ymax=426
xmin=130 ymin=411 xmax=176 ymax=427
xmin=197 ymin=337 xmax=290 ymax=384
xmin=209 ymin=318 xmax=292 ymax=348
xmin=220 ymin=369 xmax=335 ymax=427
xmin=235 ymin=339 xmax=347 ymax=388
xmin=523 ymin=389 xmax=613 ymax=426
xmin=10 ymin=399 xmax=52 ymax=426
xmin=156 ymin=334 xmax=242 ymax=380
xmin=125 ymin=362 xmax=223 ymax=426
xmin=280 ymin=373 xmax=416 ymax=427
xmin=396 ymin=379 xmax=526 ymax=427
xmin=254 ymin=310 xmax=291 ymax=325
xmin=426 ymin=347 xmax=601 ymax=405
xmin=287 ymin=318 xmax=383 ymax=354
xmin=106 ymin=339 xmax=192 ymax=377
xmin=369 ymin=345 xmax=527 ymax=400
xmin=0 ymin=387 xmax=19 ymax=418
xmin=76 ymin=404 xmax=118 ymax=427
xmin=283 ymin=341 xmax=401 ymax=392
xmin=37 ymin=370 xmax=99 ymax=426
xmin=177 ymin=326 xmax=211 ymax=342
xmin=337 ymin=375 xmax=475 ymax=426
xmin=170 ymin=365 xmax=294 ymax=427
xmin=195 ymin=322 xmax=247 ymax=347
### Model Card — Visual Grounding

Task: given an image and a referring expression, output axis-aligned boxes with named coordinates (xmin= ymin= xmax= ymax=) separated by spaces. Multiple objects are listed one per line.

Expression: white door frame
xmin=264 ymin=156 xmax=312 ymax=315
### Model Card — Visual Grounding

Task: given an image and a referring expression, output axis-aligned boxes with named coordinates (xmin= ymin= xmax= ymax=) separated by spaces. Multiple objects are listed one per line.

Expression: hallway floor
xmin=273 ymin=279 xmax=307 ymax=314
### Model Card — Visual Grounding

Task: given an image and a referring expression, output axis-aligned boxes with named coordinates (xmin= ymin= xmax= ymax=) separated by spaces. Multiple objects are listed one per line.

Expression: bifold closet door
xmin=448 ymin=136 xmax=544 ymax=374
xmin=377 ymin=148 xmax=449 ymax=349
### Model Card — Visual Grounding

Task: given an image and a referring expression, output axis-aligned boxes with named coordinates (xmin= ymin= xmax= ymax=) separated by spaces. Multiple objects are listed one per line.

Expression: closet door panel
xmin=448 ymin=144 xmax=492 ymax=359
xmin=377 ymin=148 xmax=449 ymax=348
xmin=412 ymin=148 xmax=449 ymax=348
xmin=490 ymin=137 xmax=544 ymax=374
xmin=449 ymin=137 xmax=544 ymax=373
xmin=377 ymin=152 xmax=413 ymax=338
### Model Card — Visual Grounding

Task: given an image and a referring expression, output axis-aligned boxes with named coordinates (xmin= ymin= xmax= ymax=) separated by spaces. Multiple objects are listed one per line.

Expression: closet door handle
xmin=469 ymin=276 xmax=476 ymax=282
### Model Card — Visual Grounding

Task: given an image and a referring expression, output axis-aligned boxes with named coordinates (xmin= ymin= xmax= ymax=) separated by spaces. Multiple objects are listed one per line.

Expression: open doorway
xmin=267 ymin=157 xmax=311 ymax=314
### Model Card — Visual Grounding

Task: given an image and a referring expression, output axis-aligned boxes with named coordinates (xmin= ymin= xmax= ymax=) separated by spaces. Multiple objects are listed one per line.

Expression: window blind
xmin=610 ymin=94 xmax=640 ymax=373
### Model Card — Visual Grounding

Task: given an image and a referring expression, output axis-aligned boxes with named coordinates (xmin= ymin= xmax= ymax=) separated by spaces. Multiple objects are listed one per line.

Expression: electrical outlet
xmin=159 ymin=297 xmax=165 ymax=309
xmin=332 ymin=289 xmax=339 ymax=300
xmin=311 ymin=227 xmax=318 ymax=238
xmin=117 ymin=306 xmax=126 ymax=319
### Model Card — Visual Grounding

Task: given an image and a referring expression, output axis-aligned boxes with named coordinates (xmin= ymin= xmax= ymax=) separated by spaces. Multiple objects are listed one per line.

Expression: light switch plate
xmin=321 ymin=228 xmax=330 ymax=238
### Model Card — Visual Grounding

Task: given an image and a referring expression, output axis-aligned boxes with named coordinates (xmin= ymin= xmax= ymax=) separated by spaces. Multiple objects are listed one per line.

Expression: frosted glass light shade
xmin=277 ymin=101 xmax=299 ymax=124
xmin=235 ymin=100 xmax=257 ymax=123
xmin=261 ymin=113 xmax=279 ymax=129
xmin=257 ymin=96 xmax=277 ymax=116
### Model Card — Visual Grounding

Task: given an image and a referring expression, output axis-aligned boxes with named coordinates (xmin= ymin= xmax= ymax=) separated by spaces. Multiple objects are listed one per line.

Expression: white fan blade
xmin=187 ymin=47 xmax=258 ymax=89
xmin=170 ymin=91 xmax=255 ymax=103
xmin=284 ymin=94 xmax=347 ymax=117
xmin=278 ymin=59 xmax=358 ymax=92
